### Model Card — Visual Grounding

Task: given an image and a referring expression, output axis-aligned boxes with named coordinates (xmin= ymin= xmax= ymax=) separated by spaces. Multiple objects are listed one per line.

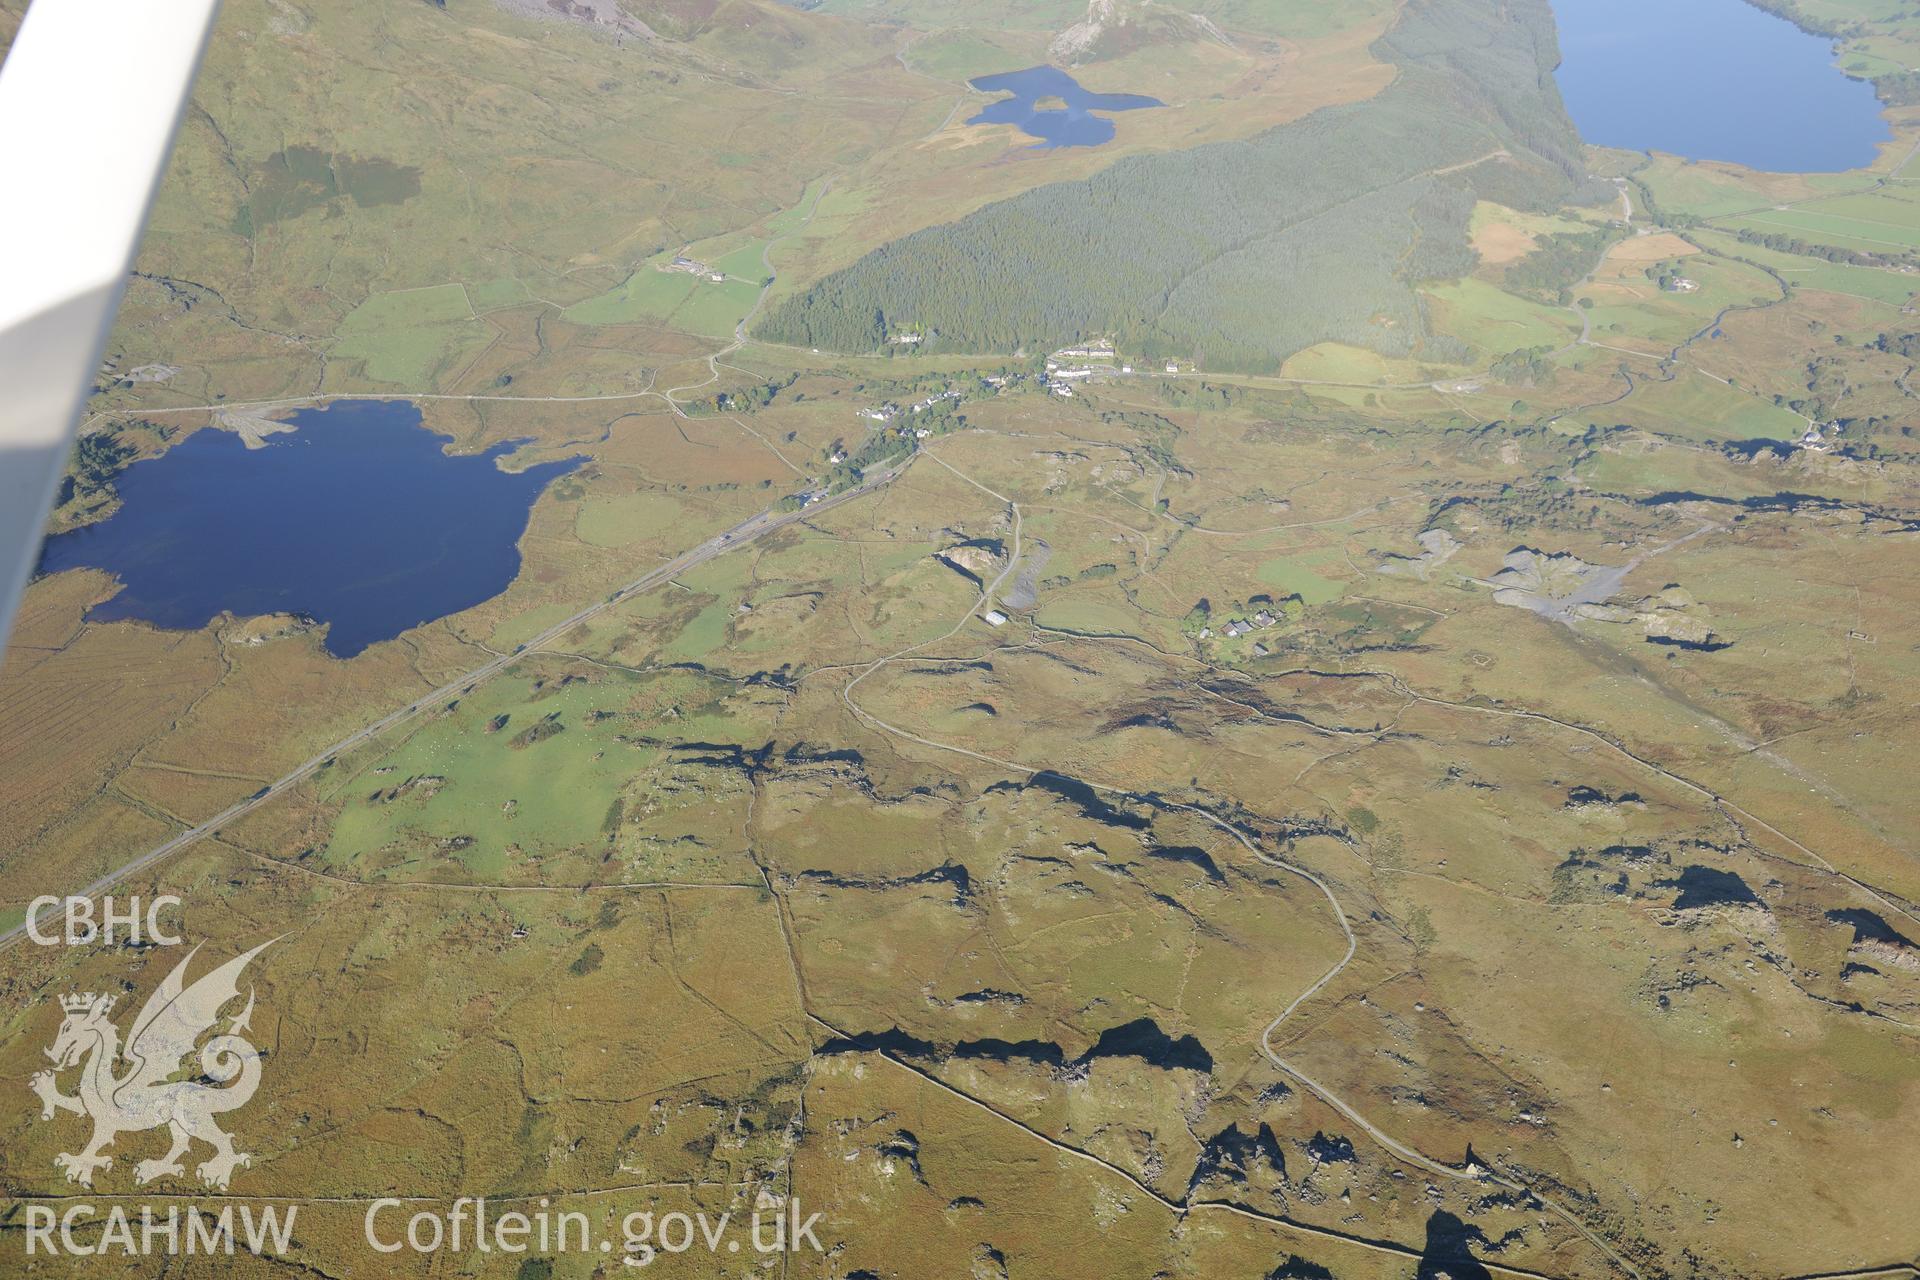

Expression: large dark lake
xmin=39 ymin=399 xmax=581 ymax=658
xmin=967 ymin=66 xmax=1161 ymax=148
xmin=1551 ymin=0 xmax=1889 ymax=172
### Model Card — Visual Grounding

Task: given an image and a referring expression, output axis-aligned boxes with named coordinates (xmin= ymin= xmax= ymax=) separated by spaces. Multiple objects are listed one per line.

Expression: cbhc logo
xmin=25 ymin=896 xmax=184 ymax=946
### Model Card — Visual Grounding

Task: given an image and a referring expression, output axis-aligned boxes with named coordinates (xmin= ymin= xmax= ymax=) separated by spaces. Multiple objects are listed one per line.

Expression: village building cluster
xmin=666 ymin=254 xmax=728 ymax=283
xmin=856 ymin=386 xmax=966 ymax=426
xmin=1039 ymin=339 xmax=1184 ymax=396
xmin=1195 ymin=598 xmax=1298 ymax=658
xmin=1208 ymin=607 xmax=1279 ymax=641
xmin=1798 ymin=419 xmax=1843 ymax=452
xmin=851 ymin=344 xmax=1190 ymax=426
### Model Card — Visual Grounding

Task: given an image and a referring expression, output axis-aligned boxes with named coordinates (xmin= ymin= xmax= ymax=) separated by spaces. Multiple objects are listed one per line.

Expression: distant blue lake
xmin=39 ymin=400 xmax=582 ymax=658
xmin=967 ymin=66 xmax=1162 ymax=148
xmin=1551 ymin=0 xmax=1889 ymax=172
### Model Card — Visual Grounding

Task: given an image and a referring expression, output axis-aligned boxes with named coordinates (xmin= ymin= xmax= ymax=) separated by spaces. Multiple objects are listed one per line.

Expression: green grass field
xmin=562 ymin=263 xmax=699 ymax=327
xmin=1579 ymin=366 xmax=1809 ymax=441
xmin=1423 ymin=277 xmax=1581 ymax=357
xmin=323 ymin=672 xmax=658 ymax=880
xmin=1280 ymin=342 xmax=1442 ymax=385
xmin=1256 ymin=555 xmax=1347 ymax=604
xmin=904 ymin=28 xmax=1039 ymax=81
xmin=336 ymin=284 xmax=473 ymax=328
xmin=1579 ymin=254 xmax=1780 ymax=352
xmin=465 ymin=276 xmax=535 ymax=313
xmin=329 ymin=285 xmax=491 ymax=387
xmin=574 ymin=492 xmax=689 ymax=548
xmin=1730 ymin=208 xmax=1920 ymax=253
xmin=1034 ymin=597 xmax=1151 ymax=638
xmin=669 ymin=278 xmax=765 ymax=339
xmin=1691 ymin=229 xmax=1920 ymax=307
xmin=710 ymin=241 xmax=773 ymax=280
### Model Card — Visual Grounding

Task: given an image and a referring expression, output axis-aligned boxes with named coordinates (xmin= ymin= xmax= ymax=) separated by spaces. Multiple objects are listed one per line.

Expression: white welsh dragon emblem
xmin=31 ymin=940 xmax=275 ymax=1191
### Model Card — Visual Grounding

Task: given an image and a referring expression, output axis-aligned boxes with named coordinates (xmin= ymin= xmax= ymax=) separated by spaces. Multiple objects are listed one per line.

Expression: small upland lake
xmin=38 ymin=400 xmax=582 ymax=658
xmin=1550 ymin=0 xmax=1889 ymax=172
xmin=966 ymin=66 xmax=1162 ymax=148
